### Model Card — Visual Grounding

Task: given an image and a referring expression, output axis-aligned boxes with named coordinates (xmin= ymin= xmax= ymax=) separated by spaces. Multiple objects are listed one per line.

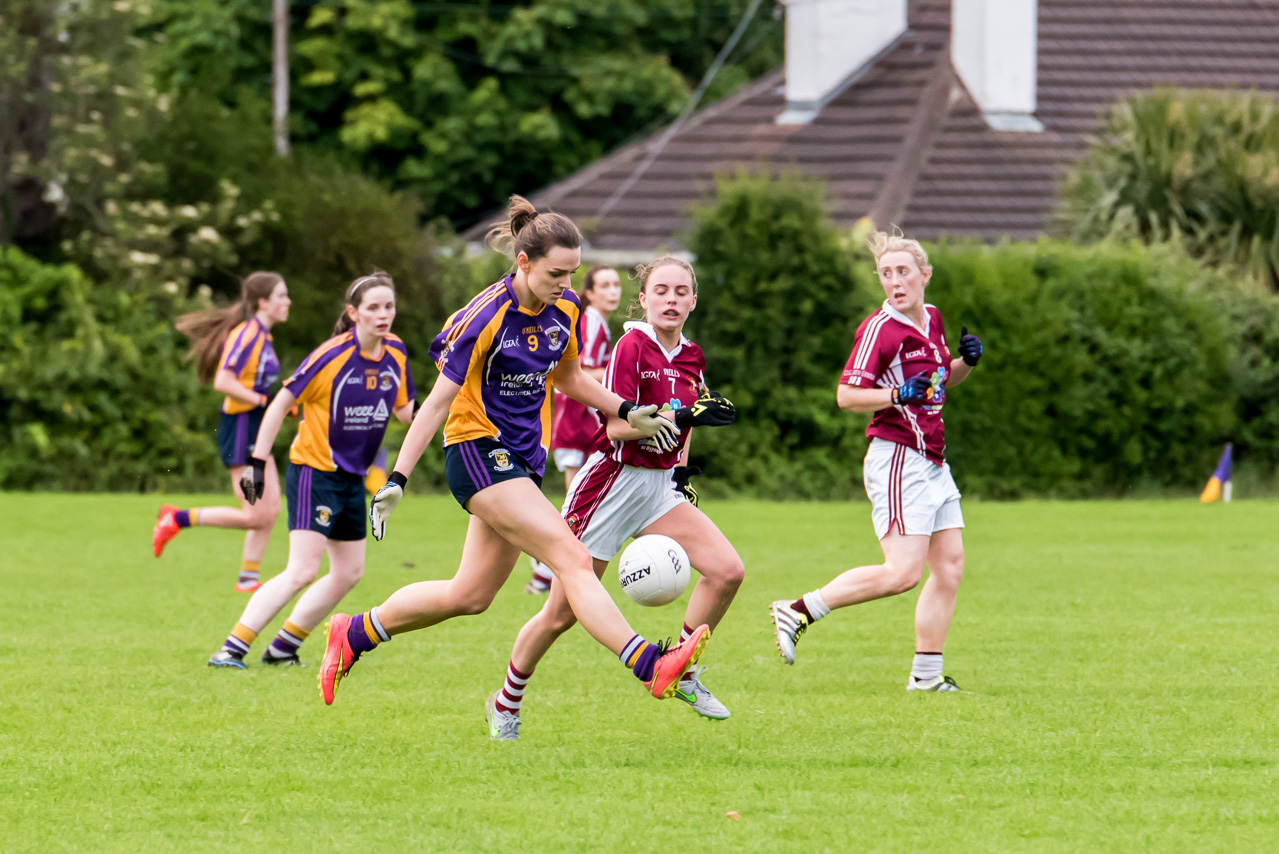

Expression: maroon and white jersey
xmin=842 ymin=301 xmax=952 ymax=465
xmin=551 ymin=305 xmax=612 ymax=452
xmin=594 ymin=321 xmax=705 ymax=470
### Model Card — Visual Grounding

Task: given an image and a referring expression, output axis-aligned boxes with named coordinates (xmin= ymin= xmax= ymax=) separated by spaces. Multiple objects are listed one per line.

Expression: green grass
xmin=3 ymin=493 xmax=1278 ymax=852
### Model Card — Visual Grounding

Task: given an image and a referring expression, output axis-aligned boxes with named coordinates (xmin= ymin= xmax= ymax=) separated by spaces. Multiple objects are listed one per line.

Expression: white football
xmin=617 ymin=534 xmax=690 ymax=607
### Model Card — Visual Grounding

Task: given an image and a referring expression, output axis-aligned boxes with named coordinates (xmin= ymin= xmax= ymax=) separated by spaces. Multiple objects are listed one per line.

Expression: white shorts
xmin=562 ymin=451 xmax=686 ymax=561
xmin=863 ymin=438 xmax=963 ymax=539
xmin=552 ymin=447 xmax=586 ymax=472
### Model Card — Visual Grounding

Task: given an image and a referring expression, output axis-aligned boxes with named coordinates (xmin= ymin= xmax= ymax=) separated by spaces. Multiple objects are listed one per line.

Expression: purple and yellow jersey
xmin=219 ymin=317 xmax=279 ymax=414
xmin=283 ymin=331 xmax=416 ymax=476
xmin=429 ymin=275 xmax=582 ymax=477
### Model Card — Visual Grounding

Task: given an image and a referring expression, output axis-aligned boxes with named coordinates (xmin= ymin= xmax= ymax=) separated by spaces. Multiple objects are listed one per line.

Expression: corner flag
xmin=1199 ymin=443 xmax=1232 ymax=503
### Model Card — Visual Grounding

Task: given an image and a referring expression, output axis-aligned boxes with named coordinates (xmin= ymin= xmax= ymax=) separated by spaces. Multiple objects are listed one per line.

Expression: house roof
xmin=466 ymin=0 xmax=1279 ymax=252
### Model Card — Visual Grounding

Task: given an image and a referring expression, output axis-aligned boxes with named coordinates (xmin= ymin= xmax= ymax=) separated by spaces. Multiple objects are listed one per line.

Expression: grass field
xmin=3 ymin=493 xmax=1278 ymax=852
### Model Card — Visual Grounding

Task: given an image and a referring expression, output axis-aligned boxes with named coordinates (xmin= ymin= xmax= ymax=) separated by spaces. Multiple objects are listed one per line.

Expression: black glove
xmin=672 ymin=465 xmax=700 ymax=507
xmin=959 ymin=324 xmax=983 ymax=367
xmin=240 ymin=457 xmax=267 ymax=505
xmin=674 ymin=389 xmax=736 ymax=429
xmin=891 ymin=372 xmax=932 ymax=406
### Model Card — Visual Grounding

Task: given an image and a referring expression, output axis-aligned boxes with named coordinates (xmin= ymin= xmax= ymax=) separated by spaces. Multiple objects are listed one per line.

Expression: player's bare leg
xmin=909 ymin=527 xmax=965 ymax=692
xmin=641 ymin=501 xmax=743 ymax=719
xmin=261 ymin=538 xmax=366 ymax=665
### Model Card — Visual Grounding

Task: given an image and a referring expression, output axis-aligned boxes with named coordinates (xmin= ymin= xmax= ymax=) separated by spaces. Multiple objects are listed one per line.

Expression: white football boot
xmin=485 ymin=691 xmax=521 ymax=740
xmin=907 ymin=674 xmax=964 ymax=692
xmin=673 ymin=666 xmax=730 ymax=720
xmin=524 ymin=558 xmax=552 ymax=595
xmin=769 ymin=600 xmax=809 ymax=665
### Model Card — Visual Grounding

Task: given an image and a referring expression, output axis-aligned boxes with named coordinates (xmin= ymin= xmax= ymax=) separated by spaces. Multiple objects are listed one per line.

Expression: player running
xmin=207 ymin=272 xmax=415 ymax=668
xmin=527 ymin=264 xmax=622 ymax=593
xmin=486 ymin=255 xmax=741 ymax=740
xmin=155 ymin=272 xmax=290 ymax=592
xmin=317 ymin=196 xmax=710 ymax=710
xmin=770 ymin=231 xmax=983 ymax=692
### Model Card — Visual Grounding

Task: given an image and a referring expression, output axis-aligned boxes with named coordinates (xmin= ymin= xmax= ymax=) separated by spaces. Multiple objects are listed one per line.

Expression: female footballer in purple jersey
xmin=316 ymin=196 xmax=711 ymax=711
xmin=206 ymin=273 xmax=415 ymax=669
xmin=154 ymin=272 xmax=290 ymax=592
xmin=485 ymin=255 xmax=742 ymax=739
xmin=771 ymin=231 xmax=983 ymax=692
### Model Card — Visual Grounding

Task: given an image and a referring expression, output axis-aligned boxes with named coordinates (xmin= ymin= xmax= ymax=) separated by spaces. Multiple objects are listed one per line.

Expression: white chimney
xmin=779 ymin=0 xmax=907 ymax=124
xmin=952 ymin=0 xmax=1042 ymax=131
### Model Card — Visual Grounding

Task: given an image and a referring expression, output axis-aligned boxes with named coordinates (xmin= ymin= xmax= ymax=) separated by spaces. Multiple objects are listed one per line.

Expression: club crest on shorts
xmin=488 ymin=448 xmax=514 ymax=472
xmin=565 ymin=514 xmax=582 ymax=534
xmin=315 ymin=505 xmax=333 ymax=526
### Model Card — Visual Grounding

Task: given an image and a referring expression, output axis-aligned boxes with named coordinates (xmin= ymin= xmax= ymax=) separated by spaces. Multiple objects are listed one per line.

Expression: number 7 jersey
xmin=596 ymin=321 xmax=705 ymax=470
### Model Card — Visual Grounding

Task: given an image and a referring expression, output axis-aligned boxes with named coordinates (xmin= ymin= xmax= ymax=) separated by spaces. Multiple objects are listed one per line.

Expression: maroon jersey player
xmin=771 ymin=231 xmax=984 ymax=692
xmin=486 ymin=255 xmax=743 ymax=739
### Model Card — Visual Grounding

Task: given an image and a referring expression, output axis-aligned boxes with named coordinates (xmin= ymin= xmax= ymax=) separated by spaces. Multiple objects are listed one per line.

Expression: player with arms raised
xmin=770 ymin=231 xmax=983 ymax=691
xmin=486 ymin=255 xmax=742 ymax=740
xmin=317 ymin=197 xmax=711 ymax=711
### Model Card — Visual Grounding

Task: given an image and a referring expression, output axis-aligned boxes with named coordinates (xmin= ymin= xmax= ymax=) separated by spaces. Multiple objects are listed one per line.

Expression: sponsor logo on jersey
xmin=488 ymin=448 xmax=514 ymax=472
xmin=315 ymin=505 xmax=333 ymax=526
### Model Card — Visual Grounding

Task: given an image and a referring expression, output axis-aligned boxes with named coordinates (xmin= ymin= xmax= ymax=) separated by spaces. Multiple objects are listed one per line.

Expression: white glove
xmin=624 ymin=403 xmax=681 ymax=453
xmin=369 ymin=475 xmax=406 ymax=541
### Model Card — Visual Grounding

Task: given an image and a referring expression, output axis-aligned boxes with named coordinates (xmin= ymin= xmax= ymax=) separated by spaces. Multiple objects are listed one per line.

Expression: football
xmin=617 ymin=534 xmax=690 ymax=606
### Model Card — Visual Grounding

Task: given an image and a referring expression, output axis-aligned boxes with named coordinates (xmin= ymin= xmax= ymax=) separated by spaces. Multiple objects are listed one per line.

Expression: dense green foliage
xmin=1061 ymin=89 xmax=1279 ymax=290
xmin=687 ymin=173 xmax=1266 ymax=499
xmin=7 ymin=494 xmax=1279 ymax=851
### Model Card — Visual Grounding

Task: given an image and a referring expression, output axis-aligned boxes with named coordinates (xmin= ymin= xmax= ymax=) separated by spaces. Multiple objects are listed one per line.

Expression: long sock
xmin=238 ymin=560 xmax=261 ymax=586
xmin=495 ymin=661 xmax=531 ymax=715
xmin=911 ymin=652 xmax=943 ymax=682
xmin=176 ymin=509 xmax=200 ymax=529
xmin=265 ymin=620 xmax=309 ymax=659
xmin=346 ymin=607 xmax=391 ymax=655
xmin=792 ymin=590 xmax=831 ymax=623
xmin=221 ymin=622 xmax=257 ymax=658
xmin=679 ymin=624 xmax=696 ymax=683
xmin=620 ymin=634 xmax=661 ymax=683
xmin=531 ymin=559 xmax=553 ymax=588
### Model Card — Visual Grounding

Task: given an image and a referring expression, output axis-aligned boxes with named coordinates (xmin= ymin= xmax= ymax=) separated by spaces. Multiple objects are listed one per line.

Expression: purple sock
xmin=631 ymin=643 xmax=660 ymax=682
xmin=347 ymin=613 xmax=380 ymax=655
xmin=175 ymin=510 xmax=192 ymax=528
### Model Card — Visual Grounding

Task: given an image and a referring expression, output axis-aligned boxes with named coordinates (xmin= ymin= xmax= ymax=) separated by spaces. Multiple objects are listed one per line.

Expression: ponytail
xmin=484 ymin=195 xmax=582 ymax=267
xmin=334 ymin=270 xmax=396 ymax=336
xmin=176 ymin=271 xmax=283 ymax=384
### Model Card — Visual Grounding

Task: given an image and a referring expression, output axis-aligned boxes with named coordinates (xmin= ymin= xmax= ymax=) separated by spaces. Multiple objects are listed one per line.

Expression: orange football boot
xmin=153 ymin=504 xmax=180 ymax=557
xmin=319 ymin=613 xmax=359 ymax=705
xmin=645 ymin=624 xmax=711 ymax=699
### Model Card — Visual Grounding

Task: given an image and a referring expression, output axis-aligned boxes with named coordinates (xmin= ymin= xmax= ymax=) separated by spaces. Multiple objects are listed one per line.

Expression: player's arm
xmin=552 ymin=357 xmax=680 ymax=450
xmin=837 ymin=378 xmax=933 ymax=412
xmin=239 ymin=388 xmax=296 ymax=503
xmin=212 ymin=368 xmax=269 ymax=408
xmin=393 ymin=402 xmax=415 ymax=424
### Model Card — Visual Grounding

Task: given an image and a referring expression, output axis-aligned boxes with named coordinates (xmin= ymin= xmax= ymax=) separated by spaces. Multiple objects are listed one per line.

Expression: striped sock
xmin=495 ymin=661 xmax=531 ymax=715
xmin=678 ymin=624 xmax=695 ymax=682
xmin=221 ymin=622 xmax=258 ymax=658
xmin=238 ymin=560 xmax=261 ymax=586
xmin=531 ymin=560 xmax=554 ymax=588
xmin=175 ymin=509 xmax=199 ymax=529
xmin=347 ymin=607 xmax=391 ymax=655
xmin=265 ymin=620 xmax=309 ymax=659
xmin=620 ymin=634 xmax=660 ymax=683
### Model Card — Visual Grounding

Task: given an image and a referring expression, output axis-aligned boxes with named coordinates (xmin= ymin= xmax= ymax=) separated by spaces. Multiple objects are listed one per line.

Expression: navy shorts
xmin=217 ymin=407 xmax=265 ymax=468
xmin=445 ymin=437 xmax=543 ymax=511
xmin=286 ymin=463 xmax=366 ymax=541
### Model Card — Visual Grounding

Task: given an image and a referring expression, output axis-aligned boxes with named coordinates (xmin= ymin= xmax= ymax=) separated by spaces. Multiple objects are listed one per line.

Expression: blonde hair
xmin=867 ymin=229 xmax=931 ymax=273
xmin=627 ymin=255 xmax=698 ymax=318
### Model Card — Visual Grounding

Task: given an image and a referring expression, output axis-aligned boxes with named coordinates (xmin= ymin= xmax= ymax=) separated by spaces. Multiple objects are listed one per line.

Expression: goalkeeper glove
xmin=674 ymin=389 xmax=736 ymax=429
xmin=672 ymin=465 xmax=700 ymax=507
xmin=958 ymin=324 xmax=983 ymax=366
xmin=369 ymin=471 xmax=407 ymax=541
xmin=891 ymin=373 xmax=932 ymax=406
xmin=619 ymin=401 xmax=681 ymax=453
xmin=240 ymin=457 xmax=267 ymax=505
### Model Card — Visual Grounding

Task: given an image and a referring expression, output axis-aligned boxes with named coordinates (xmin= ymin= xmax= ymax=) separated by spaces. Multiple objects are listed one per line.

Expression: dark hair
xmin=176 ymin=271 xmax=284 ymax=383
xmin=579 ymin=265 xmax=617 ymax=310
xmin=627 ymin=255 xmax=698 ymax=319
xmin=485 ymin=194 xmax=582 ymax=266
xmin=333 ymin=270 xmax=396 ymax=336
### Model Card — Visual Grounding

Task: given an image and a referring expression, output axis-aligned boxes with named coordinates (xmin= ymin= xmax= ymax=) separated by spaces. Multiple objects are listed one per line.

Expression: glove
xmin=959 ymin=324 xmax=982 ymax=367
xmin=674 ymin=389 xmax=736 ymax=429
xmin=619 ymin=402 xmax=681 ymax=453
xmin=369 ymin=471 xmax=407 ymax=541
xmin=240 ymin=457 xmax=267 ymax=505
xmin=891 ymin=372 xmax=932 ymax=406
xmin=672 ymin=465 xmax=700 ymax=507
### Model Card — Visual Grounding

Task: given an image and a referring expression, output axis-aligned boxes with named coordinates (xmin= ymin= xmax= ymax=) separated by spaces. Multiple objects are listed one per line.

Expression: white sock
xmin=802 ymin=590 xmax=831 ymax=622
xmin=911 ymin=652 xmax=942 ymax=681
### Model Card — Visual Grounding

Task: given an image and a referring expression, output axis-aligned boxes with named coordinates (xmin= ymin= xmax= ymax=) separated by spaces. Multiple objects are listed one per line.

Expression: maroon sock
xmin=791 ymin=599 xmax=813 ymax=621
